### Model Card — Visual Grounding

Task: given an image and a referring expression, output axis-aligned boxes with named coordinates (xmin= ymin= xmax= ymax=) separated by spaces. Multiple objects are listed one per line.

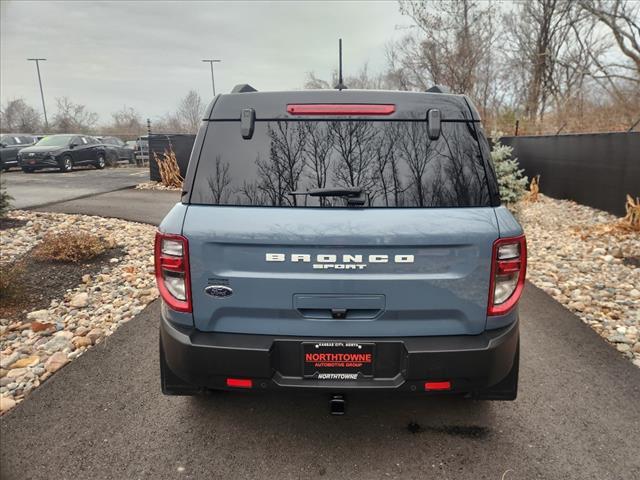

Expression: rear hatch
xmin=183 ymin=94 xmax=499 ymax=337
xmin=183 ymin=207 xmax=498 ymax=336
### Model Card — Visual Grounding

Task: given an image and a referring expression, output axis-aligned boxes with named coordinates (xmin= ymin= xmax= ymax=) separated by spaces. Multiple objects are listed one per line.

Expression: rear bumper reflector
xmin=424 ymin=381 xmax=452 ymax=391
xmin=226 ymin=378 xmax=253 ymax=388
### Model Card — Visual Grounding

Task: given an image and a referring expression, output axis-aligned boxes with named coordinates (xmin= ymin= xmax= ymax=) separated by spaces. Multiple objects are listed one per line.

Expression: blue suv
xmin=155 ymin=85 xmax=526 ymax=407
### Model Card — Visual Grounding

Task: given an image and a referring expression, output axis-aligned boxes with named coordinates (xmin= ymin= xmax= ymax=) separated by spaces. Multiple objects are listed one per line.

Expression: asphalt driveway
xmin=39 ymin=188 xmax=180 ymax=225
xmin=1 ymin=285 xmax=639 ymax=479
xmin=2 ymin=167 xmax=149 ymax=209
xmin=3 ymin=173 xmax=639 ymax=478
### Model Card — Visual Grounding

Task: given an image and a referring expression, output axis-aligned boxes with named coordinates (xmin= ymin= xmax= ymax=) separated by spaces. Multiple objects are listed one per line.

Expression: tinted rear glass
xmin=190 ymin=120 xmax=491 ymax=208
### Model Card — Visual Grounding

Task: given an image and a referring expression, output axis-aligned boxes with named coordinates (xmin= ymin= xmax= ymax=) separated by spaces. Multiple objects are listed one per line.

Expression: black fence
xmin=500 ymin=132 xmax=639 ymax=216
xmin=148 ymin=134 xmax=196 ymax=182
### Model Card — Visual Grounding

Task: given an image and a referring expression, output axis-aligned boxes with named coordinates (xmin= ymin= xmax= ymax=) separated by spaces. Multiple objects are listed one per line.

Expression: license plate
xmin=303 ymin=342 xmax=374 ymax=379
xmin=29 ymin=160 xmax=36 ymax=164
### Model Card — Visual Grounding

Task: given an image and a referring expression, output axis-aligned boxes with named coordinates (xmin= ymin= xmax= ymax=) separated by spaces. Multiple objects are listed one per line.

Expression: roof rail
xmin=426 ymin=85 xmax=451 ymax=94
xmin=231 ymin=84 xmax=258 ymax=93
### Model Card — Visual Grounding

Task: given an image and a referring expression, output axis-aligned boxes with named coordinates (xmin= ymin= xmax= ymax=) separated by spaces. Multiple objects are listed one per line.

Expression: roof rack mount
xmin=427 ymin=85 xmax=451 ymax=94
xmin=231 ymin=84 xmax=257 ymax=94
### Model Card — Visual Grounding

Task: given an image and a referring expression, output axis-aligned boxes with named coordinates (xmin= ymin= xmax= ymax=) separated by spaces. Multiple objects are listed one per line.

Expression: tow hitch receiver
xmin=329 ymin=394 xmax=346 ymax=415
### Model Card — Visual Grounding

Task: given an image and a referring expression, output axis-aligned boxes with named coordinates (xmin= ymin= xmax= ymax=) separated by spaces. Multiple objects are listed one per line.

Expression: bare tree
xmin=268 ymin=122 xmax=308 ymax=205
xmin=207 ymin=155 xmax=233 ymax=203
xmin=103 ymin=106 xmax=144 ymax=137
xmin=330 ymin=121 xmax=378 ymax=194
xmin=390 ymin=0 xmax=504 ymax=118
xmin=579 ymin=0 xmax=640 ymax=78
xmin=398 ymin=0 xmax=496 ymax=91
xmin=177 ymin=90 xmax=205 ymax=133
xmin=301 ymin=123 xmax=334 ymax=205
xmin=304 ymin=63 xmax=399 ymax=90
xmin=393 ymin=120 xmax=432 ymax=206
xmin=254 ymin=123 xmax=308 ymax=206
xmin=152 ymin=113 xmax=184 ymax=134
xmin=51 ymin=97 xmax=99 ymax=133
xmin=504 ymin=0 xmax=578 ymax=122
xmin=0 ymin=98 xmax=42 ymax=133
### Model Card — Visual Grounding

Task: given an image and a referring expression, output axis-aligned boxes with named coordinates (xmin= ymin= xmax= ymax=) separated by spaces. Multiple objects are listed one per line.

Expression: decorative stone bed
xmin=0 ymin=211 xmax=158 ymax=414
xmin=517 ymin=195 xmax=639 ymax=367
xmin=135 ymin=181 xmax=181 ymax=192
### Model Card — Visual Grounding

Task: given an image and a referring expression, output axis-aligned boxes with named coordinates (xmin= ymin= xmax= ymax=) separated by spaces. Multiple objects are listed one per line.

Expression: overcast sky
xmin=0 ymin=0 xmax=410 ymax=123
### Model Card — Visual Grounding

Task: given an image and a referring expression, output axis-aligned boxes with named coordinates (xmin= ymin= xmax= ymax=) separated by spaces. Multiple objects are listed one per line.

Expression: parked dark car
xmin=0 ymin=134 xmax=38 ymax=170
xmin=101 ymin=136 xmax=135 ymax=164
xmin=18 ymin=134 xmax=107 ymax=173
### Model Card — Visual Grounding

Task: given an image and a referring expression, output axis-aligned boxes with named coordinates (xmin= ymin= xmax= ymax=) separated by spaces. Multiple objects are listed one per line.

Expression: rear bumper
xmin=160 ymin=315 xmax=519 ymax=393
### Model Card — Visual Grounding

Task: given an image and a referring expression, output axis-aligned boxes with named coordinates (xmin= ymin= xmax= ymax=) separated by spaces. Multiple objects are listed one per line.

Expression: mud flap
xmin=472 ymin=341 xmax=519 ymax=401
xmin=160 ymin=336 xmax=203 ymax=396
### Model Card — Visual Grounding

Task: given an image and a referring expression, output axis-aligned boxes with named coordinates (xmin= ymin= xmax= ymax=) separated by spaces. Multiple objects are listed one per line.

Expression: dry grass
xmin=571 ymin=194 xmax=640 ymax=239
xmin=623 ymin=195 xmax=640 ymax=231
xmin=524 ymin=175 xmax=540 ymax=202
xmin=0 ymin=261 xmax=25 ymax=304
xmin=486 ymin=92 xmax=640 ymax=136
xmin=31 ymin=231 xmax=111 ymax=263
xmin=154 ymin=148 xmax=183 ymax=189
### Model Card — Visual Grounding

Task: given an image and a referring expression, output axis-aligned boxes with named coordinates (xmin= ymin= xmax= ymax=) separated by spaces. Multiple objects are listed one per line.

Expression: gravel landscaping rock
xmin=0 ymin=210 xmax=158 ymax=415
xmin=135 ymin=181 xmax=181 ymax=192
xmin=69 ymin=292 xmax=89 ymax=308
xmin=518 ymin=195 xmax=639 ymax=367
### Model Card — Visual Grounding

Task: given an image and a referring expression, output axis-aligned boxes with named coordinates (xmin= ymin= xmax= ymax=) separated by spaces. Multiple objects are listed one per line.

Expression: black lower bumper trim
xmin=160 ymin=315 xmax=519 ymax=393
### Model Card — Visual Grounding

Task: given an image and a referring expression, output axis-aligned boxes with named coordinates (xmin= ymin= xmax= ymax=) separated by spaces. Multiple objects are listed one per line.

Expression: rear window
xmin=190 ymin=120 xmax=492 ymax=208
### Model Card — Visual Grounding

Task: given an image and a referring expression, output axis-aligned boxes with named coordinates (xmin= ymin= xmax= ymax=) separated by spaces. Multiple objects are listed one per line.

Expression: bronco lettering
xmin=266 ymin=253 xmax=414 ymax=263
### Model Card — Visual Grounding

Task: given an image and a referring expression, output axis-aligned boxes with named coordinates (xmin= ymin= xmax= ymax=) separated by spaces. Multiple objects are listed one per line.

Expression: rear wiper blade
xmin=289 ymin=187 xmax=367 ymax=206
xmin=290 ymin=187 xmax=362 ymax=197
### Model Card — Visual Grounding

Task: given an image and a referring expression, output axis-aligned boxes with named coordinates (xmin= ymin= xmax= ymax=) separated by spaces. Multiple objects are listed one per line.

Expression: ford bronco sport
xmin=156 ymin=85 xmax=526 ymax=408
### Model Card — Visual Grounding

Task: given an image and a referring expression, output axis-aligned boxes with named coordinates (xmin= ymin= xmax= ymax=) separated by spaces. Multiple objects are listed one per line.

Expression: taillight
xmin=488 ymin=235 xmax=526 ymax=316
xmin=154 ymin=232 xmax=192 ymax=312
xmin=286 ymin=104 xmax=395 ymax=116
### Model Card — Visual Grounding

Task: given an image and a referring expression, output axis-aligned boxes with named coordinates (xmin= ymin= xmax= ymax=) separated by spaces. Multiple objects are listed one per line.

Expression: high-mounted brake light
xmin=286 ymin=104 xmax=395 ymax=116
xmin=154 ymin=232 xmax=192 ymax=313
xmin=488 ymin=235 xmax=527 ymax=316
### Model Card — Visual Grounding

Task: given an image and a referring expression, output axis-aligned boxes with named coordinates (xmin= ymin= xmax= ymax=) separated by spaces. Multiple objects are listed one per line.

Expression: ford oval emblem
xmin=204 ymin=285 xmax=233 ymax=298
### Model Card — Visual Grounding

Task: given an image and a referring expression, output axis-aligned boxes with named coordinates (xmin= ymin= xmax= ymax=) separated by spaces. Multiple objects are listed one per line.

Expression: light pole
xmin=202 ymin=59 xmax=221 ymax=97
xmin=27 ymin=58 xmax=49 ymax=130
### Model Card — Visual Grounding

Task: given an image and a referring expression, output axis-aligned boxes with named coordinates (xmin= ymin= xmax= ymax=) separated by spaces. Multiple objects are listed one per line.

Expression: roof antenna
xmin=334 ymin=38 xmax=347 ymax=90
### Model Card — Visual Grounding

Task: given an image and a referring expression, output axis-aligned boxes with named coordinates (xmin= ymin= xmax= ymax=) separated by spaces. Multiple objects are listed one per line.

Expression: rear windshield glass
xmin=190 ymin=120 xmax=491 ymax=208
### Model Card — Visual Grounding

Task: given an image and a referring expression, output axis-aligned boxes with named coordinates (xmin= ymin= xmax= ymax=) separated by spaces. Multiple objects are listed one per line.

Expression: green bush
xmin=491 ymin=141 xmax=528 ymax=205
xmin=0 ymin=181 xmax=12 ymax=218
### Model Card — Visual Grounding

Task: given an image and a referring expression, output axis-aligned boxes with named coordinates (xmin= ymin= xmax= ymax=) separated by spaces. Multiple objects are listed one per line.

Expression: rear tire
xmin=473 ymin=341 xmax=519 ymax=400
xmin=60 ymin=156 xmax=73 ymax=172
xmin=160 ymin=336 xmax=202 ymax=396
